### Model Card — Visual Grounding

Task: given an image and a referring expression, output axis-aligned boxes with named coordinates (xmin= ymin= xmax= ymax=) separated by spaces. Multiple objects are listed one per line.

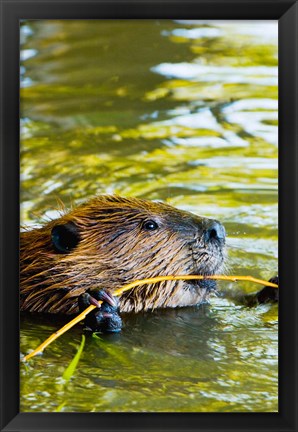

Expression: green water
xmin=20 ymin=20 xmax=278 ymax=412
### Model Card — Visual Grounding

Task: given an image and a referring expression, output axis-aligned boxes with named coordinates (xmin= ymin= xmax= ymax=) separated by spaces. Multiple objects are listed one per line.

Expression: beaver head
xmin=20 ymin=195 xmax=226 ymax=314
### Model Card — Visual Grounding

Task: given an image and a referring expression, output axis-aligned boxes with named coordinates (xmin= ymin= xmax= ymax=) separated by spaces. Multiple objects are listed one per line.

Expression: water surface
xmin=20 ymin=20 xmax=278 ymax=412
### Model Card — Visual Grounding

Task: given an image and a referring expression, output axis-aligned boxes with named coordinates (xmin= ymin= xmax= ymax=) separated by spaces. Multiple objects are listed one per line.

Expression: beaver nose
xmin=204 ymin=221 xmax=225 ymax=244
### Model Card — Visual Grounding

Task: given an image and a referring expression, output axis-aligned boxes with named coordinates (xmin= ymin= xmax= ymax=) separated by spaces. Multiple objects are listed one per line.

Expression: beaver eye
xmin=142 ymin=220 xmax=159 ymax=231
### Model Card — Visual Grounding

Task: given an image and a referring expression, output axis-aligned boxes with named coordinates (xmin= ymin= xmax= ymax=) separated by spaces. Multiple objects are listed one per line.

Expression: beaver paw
xmin=256 ymin=275 xmax=279 ymax=304
xmin=78 ymin=289 xmax=122 ymax=333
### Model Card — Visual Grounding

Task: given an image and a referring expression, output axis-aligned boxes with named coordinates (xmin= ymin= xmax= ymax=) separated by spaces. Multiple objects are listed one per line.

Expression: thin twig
xmin=21 ymin=305 xmax=96 ymax=362
xmin=21 ymin=274 xmax=278 ymax=362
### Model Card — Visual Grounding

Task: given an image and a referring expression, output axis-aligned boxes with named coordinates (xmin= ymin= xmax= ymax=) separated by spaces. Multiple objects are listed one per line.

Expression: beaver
xmin=20 ymin=195 xmax=226 ymax=331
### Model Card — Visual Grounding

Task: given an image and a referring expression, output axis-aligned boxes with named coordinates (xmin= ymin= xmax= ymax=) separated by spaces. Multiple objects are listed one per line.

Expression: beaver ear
xmin=51 ymin=222 xmax=80 ymax=253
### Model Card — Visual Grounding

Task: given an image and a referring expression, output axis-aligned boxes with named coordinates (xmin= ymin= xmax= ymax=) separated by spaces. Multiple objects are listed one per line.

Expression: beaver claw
xmin=78 ymin=289 xmax=122 ymax=333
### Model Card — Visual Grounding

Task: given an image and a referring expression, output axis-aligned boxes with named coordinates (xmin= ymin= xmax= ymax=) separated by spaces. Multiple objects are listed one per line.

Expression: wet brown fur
xmin=20 ymin=195 xmax=225 ymax=314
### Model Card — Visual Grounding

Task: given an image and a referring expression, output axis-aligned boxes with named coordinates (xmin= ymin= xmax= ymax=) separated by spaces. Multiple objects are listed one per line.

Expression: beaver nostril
xmin=205 ymin=221 xmax=225 ymax=243
xmin=209 ymin=228 xmax=218 ymax=239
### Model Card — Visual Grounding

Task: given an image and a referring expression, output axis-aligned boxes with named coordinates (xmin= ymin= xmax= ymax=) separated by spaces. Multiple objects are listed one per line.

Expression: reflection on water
xmin=20 ymin=20 xmax=278 ymax=412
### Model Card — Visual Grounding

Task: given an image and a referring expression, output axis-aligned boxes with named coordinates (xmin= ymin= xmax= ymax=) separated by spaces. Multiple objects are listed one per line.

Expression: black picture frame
xmin=1 ymin=1 xmax=297 ymax=431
